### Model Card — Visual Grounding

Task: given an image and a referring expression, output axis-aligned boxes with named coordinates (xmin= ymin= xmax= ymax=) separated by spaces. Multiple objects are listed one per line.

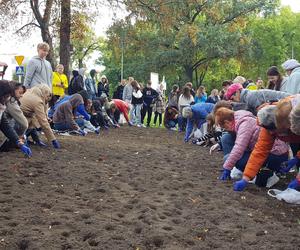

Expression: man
xmin=282 ymin=59 xmax=300 ymax=94
xmin=141 ymin=80 xmax=158 ymax=127
xmin=113 ymin=79 xmax=126 ymax=100
xmin=24 ymin=42 xmax=53 ymax=89
xmin=85 ymin=69 xmax=97 ymax=100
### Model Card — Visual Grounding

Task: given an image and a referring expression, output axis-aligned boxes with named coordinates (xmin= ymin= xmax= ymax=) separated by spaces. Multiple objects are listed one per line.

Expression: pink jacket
xmin=223 ymin=110 xmax=288 ymax=170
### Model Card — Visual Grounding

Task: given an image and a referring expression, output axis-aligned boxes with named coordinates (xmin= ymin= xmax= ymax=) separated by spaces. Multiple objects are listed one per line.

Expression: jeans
xmin=141 ymin=105 xmax=153 ymax=126
xmin=221 ymin=132 xmax=288 ymax=172
xmin=130 ymin=104 xmax=142 ymax=125
xmin=166 ymin=119 xmax=178 ymax=129
xmin=177 ymin=115 xmax=186 ymax=132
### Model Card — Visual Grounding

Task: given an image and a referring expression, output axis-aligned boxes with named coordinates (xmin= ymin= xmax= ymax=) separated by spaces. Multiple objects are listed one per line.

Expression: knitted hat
xmin=282 ymin=59 xmax=300 ymax=70
xmin=224 ymin=83 xmax=243 ymax=100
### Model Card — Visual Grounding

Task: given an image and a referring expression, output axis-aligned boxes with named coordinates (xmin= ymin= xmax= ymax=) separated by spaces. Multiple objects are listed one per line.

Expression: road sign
xmin=15 ymin=55 xmax=24 ymax=66
xmin=16 ymin=66 xmax=24 ymax=76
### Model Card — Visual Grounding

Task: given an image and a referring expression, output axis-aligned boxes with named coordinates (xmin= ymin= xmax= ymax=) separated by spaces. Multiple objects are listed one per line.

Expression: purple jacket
xmin=223 ymin=110 xmax=288 ymax=170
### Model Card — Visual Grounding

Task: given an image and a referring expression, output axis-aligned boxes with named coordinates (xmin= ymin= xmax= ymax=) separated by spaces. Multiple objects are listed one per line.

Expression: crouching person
xmin=0 ymin=81 xmax=28 ymax=151
xmin=0 ymin=80 xmax=32 ymax=156
xmin=235 ymin=95 xmax=300 ymax=191
xmin=20 ymin=85 xmax=60 ymax=149
xmin=214 ymin=108 xmax=288 ymax=184
xmin=53 ymin=94 xmax=87 ymax=136
xmin=182 ymin=103 xmax=214 ymax=142
xmin=164 ymin=106 xmax=179 ymax=130
xmin=111 ymin=99 xmax=132 ymax=126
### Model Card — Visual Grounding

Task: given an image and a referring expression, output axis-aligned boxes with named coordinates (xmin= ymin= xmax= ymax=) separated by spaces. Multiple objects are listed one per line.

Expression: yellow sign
xmin=15 ymin=55 xmax=24 ymax=66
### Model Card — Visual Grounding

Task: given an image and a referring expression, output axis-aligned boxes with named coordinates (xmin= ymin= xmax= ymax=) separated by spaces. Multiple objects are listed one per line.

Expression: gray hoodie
xmin=284 ymin=67 xmax=300 ymax=94
xmin=24 ymin=56 xmax=53 ymax=89
xmin=240 ymin=89 xmax=290 ymax=114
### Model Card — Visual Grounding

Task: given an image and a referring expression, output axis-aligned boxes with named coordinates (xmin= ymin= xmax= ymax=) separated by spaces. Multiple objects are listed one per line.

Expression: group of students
xmin=172 ymin=59 xmax=300 ymax=193
xmin=1 ymin=41 xmax=300 ymax=195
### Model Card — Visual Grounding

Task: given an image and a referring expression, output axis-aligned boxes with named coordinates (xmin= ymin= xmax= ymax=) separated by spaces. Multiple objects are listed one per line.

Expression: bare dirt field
xmin=0 ymin=127 xmax=299 ymax=250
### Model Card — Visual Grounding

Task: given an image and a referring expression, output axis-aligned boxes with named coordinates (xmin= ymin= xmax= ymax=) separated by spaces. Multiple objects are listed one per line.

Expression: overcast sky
xmin=0 ymin=0 xmax=299 ymax=79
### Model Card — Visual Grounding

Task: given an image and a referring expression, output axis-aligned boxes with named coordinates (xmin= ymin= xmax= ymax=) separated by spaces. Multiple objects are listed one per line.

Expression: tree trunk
xmin=78 ymin=58 xmax=83 ymax=69
xmin=184 ymin=65 xmax=193 ymax=82
xmin=41 ymin=28 xmax=55 ymax=69
xmin=59 ymin=0 xmax=71 ymax=78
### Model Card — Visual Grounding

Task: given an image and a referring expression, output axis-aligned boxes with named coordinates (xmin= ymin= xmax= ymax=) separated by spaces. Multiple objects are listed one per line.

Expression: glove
xmin=79 ymin=129 xmax=87 ymax=136
xmin=37 ymin=140 xmax=47 ymax=147
xmin=20 ymin=144 xmax=32 ymax=157
xmin=52 ymin=140 xmax=61 ymax=149
xmin=233 ymin=179 xmax=248 ymax=191
xmin=210 ymin=143 xmax=220 ymax=155
xmin=95 ymin=127 xmax=100 ymax=135
xmin=280 ymin=157 xmax=299 ymax=174
xmin=220 ymin=169 xmax=231 ymax=181
xmin=288 ymin=178 xmax=300 ymax=189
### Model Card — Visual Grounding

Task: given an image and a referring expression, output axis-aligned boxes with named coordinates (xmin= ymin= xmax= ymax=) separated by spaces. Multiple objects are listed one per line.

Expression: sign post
xmin=15 ymin=56 xmax=25 ymax=83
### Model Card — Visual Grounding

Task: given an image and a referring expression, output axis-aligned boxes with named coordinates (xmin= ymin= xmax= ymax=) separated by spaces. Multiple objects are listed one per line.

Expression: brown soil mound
xmin=0 ymin=127 xmax=299 ymax=249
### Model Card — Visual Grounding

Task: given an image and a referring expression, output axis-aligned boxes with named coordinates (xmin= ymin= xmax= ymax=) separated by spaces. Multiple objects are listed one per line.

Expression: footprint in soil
xmin=17 ymin=239 xmax=30 ymax=250
xmin=144 ymin=236 xmax=164 ymax=248
xmin=104 ymin=224 xmax=115 ymax=231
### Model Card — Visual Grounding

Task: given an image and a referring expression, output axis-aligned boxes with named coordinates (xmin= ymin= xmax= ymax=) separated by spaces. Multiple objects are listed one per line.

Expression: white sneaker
xmin=141 ymin=124 xmax=147 ymax=128
xmin=170 ymin=127 xmax=177 ymax=131
xmin=137 ymin=124 xmax=142 ymax=128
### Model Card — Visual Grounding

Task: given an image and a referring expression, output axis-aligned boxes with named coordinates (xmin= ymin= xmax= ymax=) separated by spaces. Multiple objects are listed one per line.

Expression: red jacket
xmin=112 ymin=99 xmax=130 ymax=122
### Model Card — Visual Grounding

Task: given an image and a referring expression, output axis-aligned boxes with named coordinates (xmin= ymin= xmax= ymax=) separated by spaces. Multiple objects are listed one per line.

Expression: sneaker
xmin=170 ymin=127 xmax=177 ymax=131
xmin=137 ymin=124 xmax=142 ymax=128
xmin=141 ymin=124 xmax=147 ymax=128
xmin=159 ymin=124 xmax=162 ymax=127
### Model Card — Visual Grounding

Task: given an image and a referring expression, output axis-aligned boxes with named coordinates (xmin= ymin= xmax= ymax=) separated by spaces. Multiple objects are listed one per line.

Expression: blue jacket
xmin=185 ymin=103 xmax=214 ymax=141
xmin=195 ymin=94 xmax=207 ymax=103
xmin=48 ymin=95 xmax=90 ymax=121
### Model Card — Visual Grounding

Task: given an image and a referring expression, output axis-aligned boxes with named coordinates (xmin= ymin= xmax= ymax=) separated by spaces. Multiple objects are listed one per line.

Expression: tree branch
xmin=15 ymin=22 xmax=41 ymax=34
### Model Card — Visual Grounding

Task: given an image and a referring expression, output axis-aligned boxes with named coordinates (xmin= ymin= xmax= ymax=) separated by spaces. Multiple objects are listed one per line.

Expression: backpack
xmin=68 ymin=76 xmax=83 ymax=95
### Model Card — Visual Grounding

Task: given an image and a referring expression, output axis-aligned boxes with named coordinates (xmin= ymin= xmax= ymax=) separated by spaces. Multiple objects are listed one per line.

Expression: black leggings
xmin=154 ymin=112 xmax=162 ymax=125
xmin=141 ymin=105 xmax=153 ymax=126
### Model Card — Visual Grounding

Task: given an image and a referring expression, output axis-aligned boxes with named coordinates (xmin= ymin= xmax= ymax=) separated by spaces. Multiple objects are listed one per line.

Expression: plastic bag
xmin=267 ymin=188 xmax=300 ymax=205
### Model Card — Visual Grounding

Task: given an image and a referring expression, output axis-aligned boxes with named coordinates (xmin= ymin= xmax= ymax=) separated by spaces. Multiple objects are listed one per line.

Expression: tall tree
xmin=59 ymin=0 xmax=71 ymax=77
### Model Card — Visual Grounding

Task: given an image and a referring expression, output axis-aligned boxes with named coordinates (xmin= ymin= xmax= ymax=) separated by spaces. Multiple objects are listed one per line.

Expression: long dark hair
xmin=267 ymin=66 xmax=283 ymax=91
xmin=0 ymin=80 xmax=13 ymax=104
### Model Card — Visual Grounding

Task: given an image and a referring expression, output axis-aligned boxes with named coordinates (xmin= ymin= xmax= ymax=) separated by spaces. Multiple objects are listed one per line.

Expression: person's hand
xmin=220 ymin=169 xmax=231 ymax=181
xmin=52 ymin=140 xmax=61 ymax=149
xmin=288 ymin=178 xmax=300 ymax=189
xmin=37 ymin=140 xmax=47 ymax=147
xmin=20 ymin=144 xmax=32 ymax=157
xmin=79 ymin=129 xmax=87 ymax=136
xmin=280 ymin=157 xmax=299 ymax=174
xmin=233 ymin=179 xmax=248 ymax=191
xmin=210 ymin=144 xmax=220 ymax=155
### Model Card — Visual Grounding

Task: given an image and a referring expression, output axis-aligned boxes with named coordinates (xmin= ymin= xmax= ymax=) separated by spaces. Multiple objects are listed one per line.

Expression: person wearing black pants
xmin=141 ymin=81 xmax=158 ymax=127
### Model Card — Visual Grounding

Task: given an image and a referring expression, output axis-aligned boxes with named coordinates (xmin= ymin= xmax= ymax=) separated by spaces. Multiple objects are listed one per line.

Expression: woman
xmin=182 ymin=103 xmax=214 ymax=142
xmin=178 ymin=86 xmax=194 ymax=131
xmin=206 ymin=89 xmax=220 ymax=104
xmin=0 ymin=82 xmax=28 ymax=151
xmin=98 ymin=75 xmax=109 ymax=97
xmin=153 ymin=83 xmax=165 ymax=127
xmin=0 ymin=80 xmax=32 ymax=156
xmin=53 ymin=94 xmax=87 ymax=135
xmin=21 ymin=85 xmax=60 ymax=148
xmin=214 ymin=107 xmax=288 ymax=182
xmin=130 ymin=80 xmax=143 ymax=127
xmin=52 ymin=64 xmax=68 ymax=99
xmin=168 ymin=84 xmax=179 ymax=108
xmin=195 ymin=86 xmax=207 ymax=103
xmin=164 ymin=106 xmax=179 ymax=130
xmin=267 ymin=66 xmax=287 ymax=91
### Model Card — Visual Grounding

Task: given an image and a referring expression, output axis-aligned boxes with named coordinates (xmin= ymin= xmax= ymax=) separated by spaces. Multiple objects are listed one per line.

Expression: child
xmin=130 ymin=80 xmax=143 ymax=127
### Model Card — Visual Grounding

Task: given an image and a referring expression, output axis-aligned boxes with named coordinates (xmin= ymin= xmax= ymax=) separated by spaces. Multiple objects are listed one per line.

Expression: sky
xmin=0 ymin=0 xmax=299 ymax=79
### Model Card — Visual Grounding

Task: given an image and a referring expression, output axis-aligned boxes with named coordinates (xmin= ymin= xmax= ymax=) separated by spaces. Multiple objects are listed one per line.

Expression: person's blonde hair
xmin=37 ymin=42 xmax=50 ymax=51
xmin=275 ymin=100 xmax=292 ymax=130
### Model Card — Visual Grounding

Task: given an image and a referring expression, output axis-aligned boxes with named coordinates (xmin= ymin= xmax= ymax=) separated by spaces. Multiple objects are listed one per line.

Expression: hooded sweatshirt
xmin=185 ymin=103 xmax=214 ymax=141
xmin=223 ymin=110 xmax=289 ymax=171
xmin=53 ymin=94 xmax=83 ymax=130
xmin=284 ymin=67 xmax=300 ymax=94
xmin=20 ymin=85 xmax=56 ymax=142
xmin=24 ymin=56 xmax=53 ymax=89
xmin=240 ymin=89 xmax=290 ymax=114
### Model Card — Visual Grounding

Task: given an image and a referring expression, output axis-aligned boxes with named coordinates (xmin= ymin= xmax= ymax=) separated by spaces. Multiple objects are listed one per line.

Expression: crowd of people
xmin=1 ymin=42 xmax=300 ymax=195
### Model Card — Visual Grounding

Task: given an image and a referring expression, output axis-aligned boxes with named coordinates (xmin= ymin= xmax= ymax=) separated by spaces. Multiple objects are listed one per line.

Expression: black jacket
xmin=0 ymin=112 xmax=19 ymax=144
